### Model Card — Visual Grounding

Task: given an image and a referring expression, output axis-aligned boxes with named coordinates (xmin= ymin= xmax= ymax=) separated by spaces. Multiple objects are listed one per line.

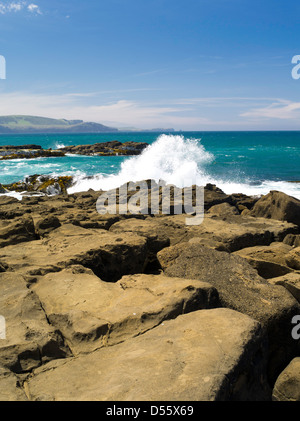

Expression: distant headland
xmin=0 ymin=115 xmax=175 ymax=134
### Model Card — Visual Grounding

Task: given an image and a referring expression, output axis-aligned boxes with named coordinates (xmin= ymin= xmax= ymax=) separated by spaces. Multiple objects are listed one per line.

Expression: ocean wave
xmin=67 ymin=134 xmax=300 ymax=200
xmin=1 ymin=134 xmax=300 ymax=200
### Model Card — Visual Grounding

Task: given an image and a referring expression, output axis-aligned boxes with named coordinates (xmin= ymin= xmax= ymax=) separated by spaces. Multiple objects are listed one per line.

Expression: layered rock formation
xmin=0 ymin=184 xmax=299 ymax=401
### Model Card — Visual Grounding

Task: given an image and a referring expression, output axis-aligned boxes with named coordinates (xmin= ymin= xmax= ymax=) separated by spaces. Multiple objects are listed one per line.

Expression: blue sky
xmin=0 ymin=0 xmax=300 ymax=130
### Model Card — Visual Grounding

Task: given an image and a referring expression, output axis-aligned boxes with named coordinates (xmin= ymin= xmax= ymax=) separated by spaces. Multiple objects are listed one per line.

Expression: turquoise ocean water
xmin=0 ymin=131 xmax=299 ymax=199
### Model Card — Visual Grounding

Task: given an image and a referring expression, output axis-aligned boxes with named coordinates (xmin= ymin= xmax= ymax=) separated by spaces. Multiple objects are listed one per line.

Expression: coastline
xmin=0 ymin=179 xmax=299 ymax=401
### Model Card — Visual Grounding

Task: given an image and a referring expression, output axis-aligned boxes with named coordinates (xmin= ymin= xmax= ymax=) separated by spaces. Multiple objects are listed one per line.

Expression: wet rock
xmin=58 ymin=141 xmax=149 ymax=156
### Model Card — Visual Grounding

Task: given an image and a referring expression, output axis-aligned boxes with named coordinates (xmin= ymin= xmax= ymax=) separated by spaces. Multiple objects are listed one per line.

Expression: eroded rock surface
xmin=0 ymin=183 xmax=299 ymax=401
xmin=24 ymin=309 xmax=271 ymax=401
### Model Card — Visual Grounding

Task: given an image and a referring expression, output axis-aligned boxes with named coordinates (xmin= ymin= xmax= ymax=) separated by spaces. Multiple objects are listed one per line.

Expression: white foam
xmin=68 ymin=134 xmax=214 ymax=193
xmin=54 ymin=142 xmax=66 ymax=149
xmin=0 ymin=191 xmax=24 ymax=200
xmin=2 ymin=134 xmax=299 ymax=201
xmin=68 ymin=134 xmax=300 ymax=200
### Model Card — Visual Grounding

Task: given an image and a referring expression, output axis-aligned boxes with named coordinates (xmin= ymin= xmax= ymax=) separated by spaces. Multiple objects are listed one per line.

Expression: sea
xmin=0 ymin=131 xmax=300 ymax=200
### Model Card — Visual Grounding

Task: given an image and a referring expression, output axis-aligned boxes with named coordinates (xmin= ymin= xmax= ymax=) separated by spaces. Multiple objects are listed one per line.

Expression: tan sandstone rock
xmin=0 ymin=216 xmax=37 ymax=247
xmin=0 ymin=365 xmax=28 ymax=401
xmin=285 ymin=247 xmax=300 ymax=270
xmin=234 ymin=242 xmax=295 ymax=278
xmin=109 ymin=213 xmax=297 ymax=253
xmin=0 ymin=272 xmax=70 ymax=373
xmin=267 ymin=272 xmax=300 ymax=303
xmin=24 ymin=309 xmax=271 ymax=401
xmin=248 ymin=190 xmax=300 ymax=227
xmin=272 ymin=358 xmax=300 ymax=401
xmin=31 ymin=268 xmax=219 ymax=355
xmin=0 ymin=224 xmax=149 ymax=282
xmin=157 ymin=242 xmax=300 ymax=383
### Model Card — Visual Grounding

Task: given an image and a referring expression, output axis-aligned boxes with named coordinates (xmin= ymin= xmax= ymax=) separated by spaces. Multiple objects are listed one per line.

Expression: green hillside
xmin=0 ymin=115 xmax=118 ymax=133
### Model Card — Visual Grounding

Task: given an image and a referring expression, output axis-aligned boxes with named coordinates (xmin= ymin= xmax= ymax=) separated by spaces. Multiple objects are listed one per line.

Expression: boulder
xmin=207 ymin=202 xmax=240 ymax=216
xmin=24 ymin=309 xmax=271 ymax=401
xmin=0 ymin=273 xmax=70 ymax=373
xmin=157 ymin=242 xmax=300 ymax=383
xmin=203 ymin=184 xmax=232 ymax=210
xmin=31 ymin=267 xmax=219 ymax=355
xmin=272 ymin=358 xmax=300 ymax=401
xmin=248 ymin=190 xmax=300 ymax=227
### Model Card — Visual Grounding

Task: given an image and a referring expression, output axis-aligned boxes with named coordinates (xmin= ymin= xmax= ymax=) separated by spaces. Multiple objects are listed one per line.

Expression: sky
xmin=0 ymin=0 xmax=300 ymax=130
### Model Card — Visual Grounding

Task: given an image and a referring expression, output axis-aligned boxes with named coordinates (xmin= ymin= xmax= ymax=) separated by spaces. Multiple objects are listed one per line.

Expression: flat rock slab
xmin=32 ymin=268 xmax=219 ymax=355
xmin=272 ymin=358 xmax=300 ymax=401
xmin=0 ymin=273 xmax=70 ymax=373
xmin=0 ymin=224 xmax=149 ymax=282
xmin=157 ymin=242 xmax=300 ymax=383
xmin=25 ymin=309 xmax=271 ymax=401
xmin=118 ymin=214 xmax=298 ymax=252
xmin=109 ymin=218 xmax=170 ymax=260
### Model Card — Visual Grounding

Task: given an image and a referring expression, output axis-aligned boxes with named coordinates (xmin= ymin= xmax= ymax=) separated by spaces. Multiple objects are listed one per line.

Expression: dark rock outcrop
xmin=58 ymin=141 xmax=149 ymax=156
xmin=247 ymin=190 xmax=300 ymax=227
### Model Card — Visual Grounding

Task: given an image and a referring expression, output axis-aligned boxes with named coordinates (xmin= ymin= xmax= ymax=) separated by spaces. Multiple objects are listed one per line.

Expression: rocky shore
xmin=58 ymin=140 xmax=149 ymax=156
xmin=0 ymin=181 xmax=299 ymax=401
xmin=1 ymin=174 xmax=74 ymax=195
xmin=0 ymin=145 xmax=65 ymax=160
xmin=0 ymin=141 xmax=149 ymax=161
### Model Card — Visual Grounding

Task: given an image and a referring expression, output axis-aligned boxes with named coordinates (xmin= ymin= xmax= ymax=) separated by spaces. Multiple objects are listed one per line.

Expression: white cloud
xmin=0 ymin=91 xmax=212 ymax=129
xmin=0 ymin=1 xmax=41 ymax=14
xmin=1 ymin=91 xmax=299 ymax=130
xmin=240 ymin=100 xmax=300 ymax=120
xmin=27 ymin=3 xmax=41 ymax=14
xmin=8 ymin=2 xmax=24 ymax=12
